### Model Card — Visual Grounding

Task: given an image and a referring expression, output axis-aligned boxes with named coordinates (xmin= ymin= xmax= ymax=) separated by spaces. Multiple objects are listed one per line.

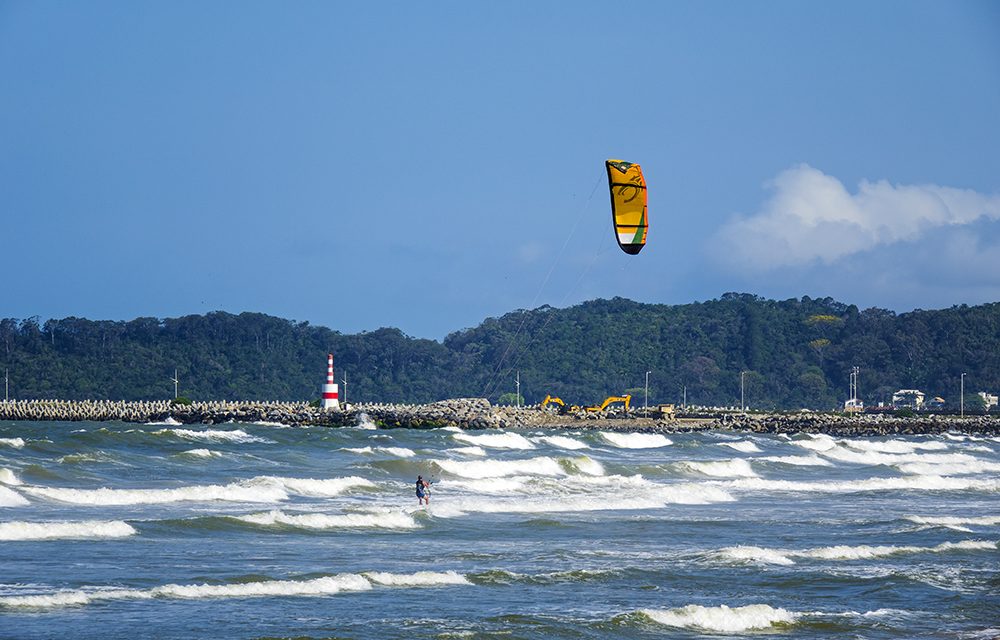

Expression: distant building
xmin=978 ymin=392 xmax=998 ymax=411
xmin=925 ymin=396 xmax=946 ymax=410
xmin=844 ymin=398 xmax=864 ymax=413
xmin=892 ymin=389 xmax=925 ymax=409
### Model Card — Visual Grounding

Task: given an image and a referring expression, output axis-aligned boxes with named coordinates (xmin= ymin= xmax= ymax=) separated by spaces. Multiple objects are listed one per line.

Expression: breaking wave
xmin=154 ymin=428 xmax=273 ymax=444
xmin=718 ymin=441 xmax=762 ymax=453
xmin=905 ymin=515 xmax=1000 ymax=532
xmin=447 ymin=446 xmax=487 ymax=457
xmin=0 ymin=486 xmax=30 ymax=507
xmin=724 ymin=475 xmax=1000 ymax=494
xmin=451 ymin=432 xmax=535 ymax=450
xmin=638 ymin=603 xmax=796 ymax=632
xmin=681 ymin=459 xmax=757 ymax=478
xmin=533 ymin=435 xmax=588 ymax=450
xmin=177 ymin=449 xmax=224 ymax=459
xmin=341 ymin=446 xmax=416 ymax=458
xmin=0 ymin=519 xmax=136 ymax=541
xmin=19 ymin=475 xmax=374 ymax=506
xmin=716 ymin=540 xmax=997 ymax=565
xmin=433 ymin=456 xmax=565 ymax=479
xmin=0 ymin=571 xmax=469 ymax=609
xmin=599 ymin=432 xmax=672 ymax=449
xmin=0 ymin=437 xmax=25 ymax=449
xmin=0 ymin=468 xmax=21 ymax=485
xmin=232 ymin=509 xmax=419 ymax=530
xmin=758 ymin=455 xmax=832 ymax=466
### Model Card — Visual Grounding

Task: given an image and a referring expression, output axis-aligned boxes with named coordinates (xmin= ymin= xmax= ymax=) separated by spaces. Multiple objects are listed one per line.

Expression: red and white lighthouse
xmin=321 ymin=353 xmax=340 ymax=410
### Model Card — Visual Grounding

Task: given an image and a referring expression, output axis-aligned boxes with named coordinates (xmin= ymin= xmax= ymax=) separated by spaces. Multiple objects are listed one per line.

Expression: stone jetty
xmin=0 ymin=398 xmax=998 ymax=436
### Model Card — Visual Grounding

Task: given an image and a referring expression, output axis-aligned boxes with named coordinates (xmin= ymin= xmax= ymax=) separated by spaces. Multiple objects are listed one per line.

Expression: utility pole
xmin=740 ymin=371 xmax=747 ymax=412
xmin=961 ymin=372 xmax=966 ymax=418
xmin=341 ymin=370 xmax=348 ymax=406
xmin=171 ymin=369 xmax=179 ymax=399
xmin=4 ymin=369 xmax=8 ymax=403
xmin=683 ymin=385 xmax=687 ymax=410
xmin=848 ymin=366 xmax=859 ymax=410
xmin=644 ymin=370 xmax=651 ymax=418
xmin=515 ymin=371 xmax=520 ymax=408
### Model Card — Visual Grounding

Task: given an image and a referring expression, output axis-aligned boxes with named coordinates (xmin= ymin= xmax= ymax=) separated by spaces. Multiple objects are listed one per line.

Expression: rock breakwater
xmin=0 ymin=399 xmax=998 ymax=436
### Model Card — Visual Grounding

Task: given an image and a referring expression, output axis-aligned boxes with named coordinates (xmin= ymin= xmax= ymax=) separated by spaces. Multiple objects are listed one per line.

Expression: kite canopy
xmin=605 ymin=159 xmax=648 ymax=255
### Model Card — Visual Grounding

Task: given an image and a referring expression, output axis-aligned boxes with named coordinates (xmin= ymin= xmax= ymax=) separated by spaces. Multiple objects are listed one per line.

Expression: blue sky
xmin=2 ymin=1 xmax=998 ymax=338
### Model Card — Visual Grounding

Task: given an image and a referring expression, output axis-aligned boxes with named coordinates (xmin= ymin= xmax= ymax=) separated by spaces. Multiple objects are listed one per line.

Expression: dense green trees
xmin=1 ymin=295 xmax=997 ymax=410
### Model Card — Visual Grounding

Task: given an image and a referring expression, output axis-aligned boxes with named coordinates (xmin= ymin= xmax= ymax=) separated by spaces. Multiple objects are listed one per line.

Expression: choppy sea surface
xmin=1 ymin=419 xmax=998 ymax=639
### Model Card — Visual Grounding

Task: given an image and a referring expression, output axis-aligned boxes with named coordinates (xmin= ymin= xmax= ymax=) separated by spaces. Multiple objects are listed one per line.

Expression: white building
xmin=978 ymin=391 xmax=998 ymax=411
xmin=844 ymin=398 xmax=864 ymax=413
xmin=892 ymin=389 xmax=925 ymax=409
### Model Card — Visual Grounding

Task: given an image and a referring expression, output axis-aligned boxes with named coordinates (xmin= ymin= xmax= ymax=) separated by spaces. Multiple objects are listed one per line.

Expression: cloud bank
xmin=714 ymin=165 xmax=1000 ymax=270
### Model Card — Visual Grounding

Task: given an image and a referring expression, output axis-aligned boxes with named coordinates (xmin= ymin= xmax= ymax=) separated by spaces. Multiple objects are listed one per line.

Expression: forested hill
xmin=1 ymin=294 xmax=998 ymax=410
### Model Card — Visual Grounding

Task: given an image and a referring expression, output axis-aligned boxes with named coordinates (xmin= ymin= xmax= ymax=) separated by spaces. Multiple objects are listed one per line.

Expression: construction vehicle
xmin=657 ymin=404 xmax=676 ymax=419
xmin=586 ymin=395 xmax=632 ymax=413
xmin=541 ymin=395 xmax=565 ymax=410
xmin=541 ymin=395 xmax=582 ymax=414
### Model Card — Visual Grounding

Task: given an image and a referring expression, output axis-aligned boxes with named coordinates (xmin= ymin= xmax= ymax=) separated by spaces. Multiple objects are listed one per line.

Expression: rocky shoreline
xmin=1 ymin=398 xmax=999 ymax=437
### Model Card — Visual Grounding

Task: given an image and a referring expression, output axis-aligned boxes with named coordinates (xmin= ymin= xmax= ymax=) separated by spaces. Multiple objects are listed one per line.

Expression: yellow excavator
xmin=586 ymin=395 xmax=632 ymax=413
xmin=541 ymin=395 xmax=565 ymax=410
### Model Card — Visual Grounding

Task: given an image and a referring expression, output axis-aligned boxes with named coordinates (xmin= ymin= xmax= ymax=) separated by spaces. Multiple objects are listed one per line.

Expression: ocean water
xmin=1 ymin=420 xmax=997 ymax=639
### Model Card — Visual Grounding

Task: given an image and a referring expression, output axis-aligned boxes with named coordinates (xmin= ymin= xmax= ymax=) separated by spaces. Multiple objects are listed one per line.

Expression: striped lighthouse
xmin=321 ymin=353 xmax=340 ymax=410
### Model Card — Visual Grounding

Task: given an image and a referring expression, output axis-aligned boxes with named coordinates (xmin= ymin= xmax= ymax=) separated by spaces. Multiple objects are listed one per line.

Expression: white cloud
xmin=714 ymin=165 xmax=1000 ymax=270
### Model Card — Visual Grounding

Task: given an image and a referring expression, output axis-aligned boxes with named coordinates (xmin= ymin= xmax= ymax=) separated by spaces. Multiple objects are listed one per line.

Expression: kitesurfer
xmin=416 ymin=475 xmax=431 ymax=505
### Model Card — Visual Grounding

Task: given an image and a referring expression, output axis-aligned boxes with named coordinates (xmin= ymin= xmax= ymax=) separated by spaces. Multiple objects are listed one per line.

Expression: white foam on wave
xmin=0 ymin=520 xmax=136 ymax=541
xmin=452 ymin=432 xmax=535 ymax=450
xmin=156 ymin=428 xmax=273 ymax=444
xmin=0 ymin=486 xmax=30 ymax=507
xmin=564 ymin=455 xmax=605 ymax=476
xmin=341 ymin=446 xmax=416 ymax=458
xmin=905 ymin=515 xmax=1000 ymax=531
xmin=600 ymin=432 xmax=672 ymax=449
xmin=758 ymin=455 xmax=832 ymax=467
xmin=533 ymin=435 xmax=589 ymax=450
xmin=896 ymin=459 xmax=1000 ymax=476
xmin=819 ymin=445 xmax=986 ymax=469
xmin=724 ymin=475 xmax=1000 ymax=494
xmin=682 ymin=459 xmax=757 ymax=478
xmin=448 ymin=446 xmax=487 ymax=457
xmin=640 ymin=604 xmax=796 ymax=632
xmin=255 ymin=475 xmax=375 ymax=498
xmin=19 ymin=475 xmax=373 ymax=506
xmin=0 ymin=468 xmax=22 ymax=485
xmin=178 ymin=449 xmax=224 ymax=459
xmin=428 ymin=479 xmax=734 ymax=517
xmin=144 ymin=417 xmax=182 ymax=426
xmin=0 ymin=570 xmax=469 ymax=609
xmin=233 ymin=509 xmax=419 ymax=530
xmin=0 ymin=437 xmax=25 ymax=449
xmin=791 ymin=434 xmax=836 ymax=451
xmin=433 ymin=456 xmax=564 ymax=479
xmin=363 ymin=570 xmax=469 ymax=586
xmin=443 ymin=477 xmax=530 ymax=494
xmin=718 ymin=441 xmax=762 ymax=453
xmin=716 ymin=540 xmax=996 ymax=565
xmin=251 ymin=421 xmax=291 ymax=428
xmin=843 ymin=439 xmax=949 ymax=453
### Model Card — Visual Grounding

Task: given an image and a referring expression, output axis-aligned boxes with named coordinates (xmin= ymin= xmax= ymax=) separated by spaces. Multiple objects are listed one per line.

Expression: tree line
xmin=1 ymin=293 xmax=997 ymax=411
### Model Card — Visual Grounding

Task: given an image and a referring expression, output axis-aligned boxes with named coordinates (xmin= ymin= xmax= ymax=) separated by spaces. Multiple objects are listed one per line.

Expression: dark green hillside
xmin=1 ymin=294 xmax=997 ymax=410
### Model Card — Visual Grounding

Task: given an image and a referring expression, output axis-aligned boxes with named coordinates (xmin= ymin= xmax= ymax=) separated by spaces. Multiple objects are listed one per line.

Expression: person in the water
xmin=416 ymin=475 xmax=431 ymax=505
